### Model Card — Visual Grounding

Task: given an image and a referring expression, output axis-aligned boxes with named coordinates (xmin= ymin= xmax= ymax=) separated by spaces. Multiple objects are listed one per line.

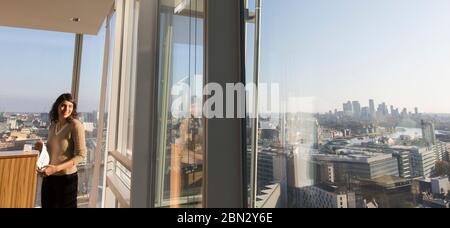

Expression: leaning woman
xmin=36 ymin=93 xmax=86 ymax=208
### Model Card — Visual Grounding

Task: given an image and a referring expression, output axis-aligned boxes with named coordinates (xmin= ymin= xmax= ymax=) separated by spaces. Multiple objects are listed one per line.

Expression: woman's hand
xmin=35 ymin=142 xmax=43 ymax=152
xmin=42 ymin=165 xmax=59 ymax=177
xmin=36 ymin=168 xmax=46 ymax=177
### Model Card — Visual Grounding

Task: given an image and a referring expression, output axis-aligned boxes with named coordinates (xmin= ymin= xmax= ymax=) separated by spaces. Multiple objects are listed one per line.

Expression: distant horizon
xmin=322 ymin=98 xmax=427 ymax=114
xmin=2 ymin=98 xmax=450 ymax=115
xmin=2 ymin=1 xmax=450 ymax=113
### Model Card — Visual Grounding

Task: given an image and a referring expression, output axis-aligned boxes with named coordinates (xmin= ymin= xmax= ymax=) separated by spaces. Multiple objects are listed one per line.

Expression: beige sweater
xmin=47 ymin=119 xmax=87 ymax=176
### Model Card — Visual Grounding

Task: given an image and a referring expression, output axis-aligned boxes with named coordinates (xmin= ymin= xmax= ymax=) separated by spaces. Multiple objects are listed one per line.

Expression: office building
xmin=291 ymin=184 xmax=356 ymax=208
xmin=369 ymin=99 xmax=375 ymax=117
xmin=359 ymin=176 xmax=414 ymax=208
xmin=431 ymin=177 xmax=449 ymax=195
xmin=391 ymin=146 xmax=437 ymax=178
xmin=352 ymin=101 xmax=361 ymax=118
xmin=422 ymin=120 xmax=437 ymax=146
xmin=314 ymin=150 xmax=399 ymax=184
xmin=343 ymin=101 xmax=353 ymax=116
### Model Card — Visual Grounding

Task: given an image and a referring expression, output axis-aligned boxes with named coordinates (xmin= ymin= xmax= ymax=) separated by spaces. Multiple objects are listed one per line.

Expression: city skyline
xmin=2 ymin=0 xmax=450 ymax=114
xmin=327 ymin=98 xmax=422 ymax=115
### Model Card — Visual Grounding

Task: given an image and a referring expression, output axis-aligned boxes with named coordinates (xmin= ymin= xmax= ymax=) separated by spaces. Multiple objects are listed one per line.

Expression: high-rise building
xmin=7 ymin=118 xmax=18 ymax=130
xmin=361 ymin=107 xmax=370 ymax=120
xmin=352 ymin=101 xmax=361 ymax=118
xmin=401 ymin=108 xmax=408 ymax=117
xmin=431 ymin=142 xmax=447 ymax=161
xmin=369 ymin=99 xmax=375 ymax=116
xmin=392 ymin=145 xmax=436 ymax=178
xmin=421 ymin=120 xmax=436 ymax=146
xmin=377 ymin=103 xmax=388 ymax=116
xmin=343 ymin=101 xmax=353 ymax=116
xmin=415 ymin=107 xmax=419 ymax=115
xmin=0 ymin=112 xmax=5 ymax=122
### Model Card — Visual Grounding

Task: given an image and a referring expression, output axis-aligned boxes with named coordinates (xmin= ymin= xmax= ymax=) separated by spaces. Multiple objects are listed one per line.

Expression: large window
xmin=0 ymin=27 xmax=75 ymax=207
xmin=154 ymin=0 xmax=205 ymax=208
xmin=103 ymin=0 xmax=139 ymax=208
xmin=77 ymin=19 xmax=110 ymax=208
xmin=246 ymin=0 xmax=450 ymax=208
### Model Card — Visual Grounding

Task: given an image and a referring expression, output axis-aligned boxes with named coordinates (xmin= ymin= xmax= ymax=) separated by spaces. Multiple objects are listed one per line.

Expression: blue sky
xmin=0 ymin=25 xmax=105 ymax=113
xmin=2 ymin=0 xmax=450 ymax=113
xmin=259 ymin=0 xmax=450 ymax=113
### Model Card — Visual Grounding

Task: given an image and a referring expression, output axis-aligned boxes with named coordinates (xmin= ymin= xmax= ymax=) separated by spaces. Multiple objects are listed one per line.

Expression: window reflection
xmin=248 ymin=0 xmax=450 ymax=208
xmin=155 ymin=0 xmax=204 ymax=208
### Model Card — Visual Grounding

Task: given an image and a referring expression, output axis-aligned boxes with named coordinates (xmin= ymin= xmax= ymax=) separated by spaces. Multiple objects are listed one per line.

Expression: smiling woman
xmin=35 ymin=93 xmax=87 ymax=208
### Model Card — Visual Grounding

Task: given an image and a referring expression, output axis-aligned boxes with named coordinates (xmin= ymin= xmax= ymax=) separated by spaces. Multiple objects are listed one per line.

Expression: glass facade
xmin=2 ymin=0 xmax=450 ymax=209
xmin=245 ymin=0 xmax=450 ymax=208
xmin=77 ymin=21 xmax=108 ymax=208
xmin=154 ymin=0 xmax=204 ymax=208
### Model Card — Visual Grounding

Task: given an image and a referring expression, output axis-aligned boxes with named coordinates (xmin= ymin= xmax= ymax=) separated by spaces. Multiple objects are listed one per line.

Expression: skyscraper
xmin=421 ymin=120 xmax=436 ymax=146
xmin=415 ymin=107 xmax=419 ymax=115
xmin=361 ymin=107 xmax=370 ymax=120
xmin=352 ymin=101 xmax=361 ymax=118
xmin=401 ymin=108 xmax=408 ymax=117
xmin=369 ymin=99 xmax=375 ymax=116
xmin=343 ymin=101 xmax=353 ymax=116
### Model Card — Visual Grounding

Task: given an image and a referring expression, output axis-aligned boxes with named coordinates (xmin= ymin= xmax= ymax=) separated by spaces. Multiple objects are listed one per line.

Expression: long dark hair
xmin=49 ymin=93 xmax=78 ymax=124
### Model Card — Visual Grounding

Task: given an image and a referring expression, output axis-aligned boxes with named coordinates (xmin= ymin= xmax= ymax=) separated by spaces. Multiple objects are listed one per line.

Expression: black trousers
xmin=41 ymin=173 xmax=78 ymax=208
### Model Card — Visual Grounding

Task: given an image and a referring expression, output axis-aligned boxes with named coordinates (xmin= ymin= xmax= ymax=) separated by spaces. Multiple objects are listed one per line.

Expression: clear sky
xmin=2 ymin=0 xmax=450 ymax=114
xmin=0 ymin=25 xmax=105 ymax=113
xmin=258 ymin=0 xmax=450 ymax=114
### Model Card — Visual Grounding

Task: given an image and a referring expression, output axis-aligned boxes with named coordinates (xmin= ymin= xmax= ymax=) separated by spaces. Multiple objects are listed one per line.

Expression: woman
xmin=35 ymin=93 xmax=86 ymax=208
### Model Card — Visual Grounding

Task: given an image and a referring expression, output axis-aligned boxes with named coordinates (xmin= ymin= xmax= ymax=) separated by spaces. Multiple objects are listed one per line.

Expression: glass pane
xmin=126 ymin=1 xmax=140 ymax=158
xmin=249 ymin=0 xmax=450 ymax=208
xmin=77 ymin=20 xmax=108 ymax=207
xmin=154 ymin=0 xmax=205 ymax=208
xmin=0 ymin=27 xmax=74 ymax=207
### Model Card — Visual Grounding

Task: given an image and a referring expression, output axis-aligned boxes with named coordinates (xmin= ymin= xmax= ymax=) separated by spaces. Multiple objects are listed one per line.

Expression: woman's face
xmin=58 ymin=100 xmax=74 ymax=120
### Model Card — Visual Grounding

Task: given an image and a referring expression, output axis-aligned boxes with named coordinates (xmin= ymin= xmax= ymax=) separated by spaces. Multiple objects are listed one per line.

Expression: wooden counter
xmin=0 ymin=151 xmax=39 ymax=208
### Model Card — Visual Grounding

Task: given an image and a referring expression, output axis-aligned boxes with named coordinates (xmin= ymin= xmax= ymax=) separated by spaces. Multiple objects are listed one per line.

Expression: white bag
xmin=36 ymin=144 xmax=50 ymax=171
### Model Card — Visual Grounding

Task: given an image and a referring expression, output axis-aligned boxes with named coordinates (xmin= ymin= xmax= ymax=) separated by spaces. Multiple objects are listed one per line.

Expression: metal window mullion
xmin=107 ymin=0 xmax=125 ymax=152
xmin=71 ymin=34 xmax=83 ymax=100
xmin=117 ymin=0 xmax=134 ymax=155
xmin=204 ymin=0 xmax=245 ymax=208
xmin=104 ymin=0 xmax=124 ymax=208
xmin=130 ymin=0 xmax=159 ymax=208
xmin=154 ymin=11 xmax=173 ymax=207
xmin=249 ymin=0 xmax=262 ymax=208
xmin=127 ymin=0 xmax=141 ymax=155
xmin=89 ymin=11 xmax=113 ymax=208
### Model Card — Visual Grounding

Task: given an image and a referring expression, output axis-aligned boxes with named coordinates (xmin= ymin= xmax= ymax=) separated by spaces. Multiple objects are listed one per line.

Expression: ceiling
xmin=0 ymin=0 xmax=114 ymax=35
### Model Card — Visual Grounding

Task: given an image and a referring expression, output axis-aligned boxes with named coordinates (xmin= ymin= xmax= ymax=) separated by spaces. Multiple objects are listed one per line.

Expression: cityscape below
xmin=0 ymin=111 xmax=103 ymax=208
xmin=253 ymin=98 xmax=450 ymax=208
xmin=1 ymin=97 xmax=450 ymax=208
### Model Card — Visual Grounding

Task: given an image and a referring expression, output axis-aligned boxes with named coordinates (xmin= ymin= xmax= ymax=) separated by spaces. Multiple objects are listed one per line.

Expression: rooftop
xmin=314 ymin=149 xmax=394 ymax=164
